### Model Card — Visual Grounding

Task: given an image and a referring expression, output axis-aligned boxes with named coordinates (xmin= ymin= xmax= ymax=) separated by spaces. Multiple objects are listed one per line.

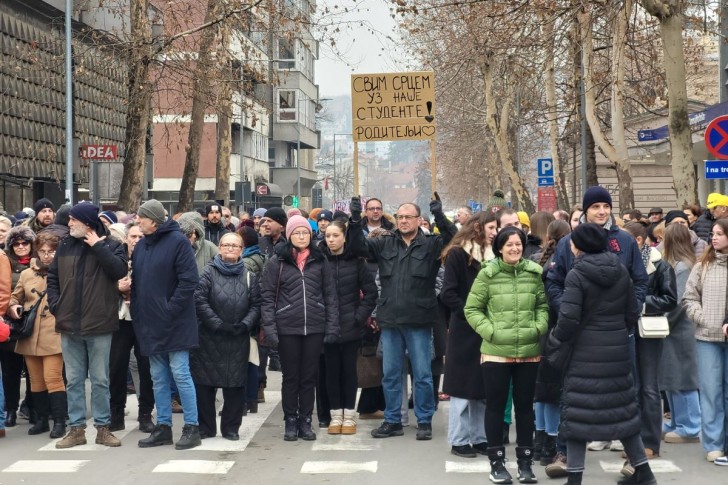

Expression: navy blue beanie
xmin=582 ymin=186 xmax=612 ymax=211
xmin=69 ymin=202 xmax=100 ymax=229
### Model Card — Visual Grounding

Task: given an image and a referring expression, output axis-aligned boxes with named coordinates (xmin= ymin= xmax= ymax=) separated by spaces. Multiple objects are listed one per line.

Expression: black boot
xmin=109 ymin=408 xmax=125 ymax=432
xmin=533 ymin=430 xmax=546 ymax=461
xmin=540 ymin=434 xmax=557 ymax=466
xmin=5 ymin=410 xmax=17 ymax=427
xmin=284 ymin=415 xmax=298 ymax=441
xmin=28 ymin=391 xmax=50 ymax=435
xmin=247 ymin=400 xmax=258 ymax=414
xmin=298 ymin=414 xmax=317 ymax=441
xmin=516 ymin=446 xmax=537 ymax=484
xmin=616 ymin=462 xmax=657 ymax=485
xmin=487 ymin=446 xmax=513 ymax=484
xmin=48 ymin=391 xmax=67 ymax=439
xmin=138 ymin=411 xmax=155 ymax=434
xmin=175 ymin=424 xmax=202 ymax=450
xmin=138 ymin=424 xmax=173 ymax=448
xmin=565 ymin=472 xmax=582 ymax=485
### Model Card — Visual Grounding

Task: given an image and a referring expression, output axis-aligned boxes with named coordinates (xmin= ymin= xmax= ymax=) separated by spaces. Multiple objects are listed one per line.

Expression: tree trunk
xmin=579 ymin=2 xmax=635 ymax=211
xmin=118 ymin=0 xmax=152 ymax=211
xmin=585 ymin=128 xmax=599 ymax=187
xmin=641 ymin=0 xmax=697 ymax=207
xmin=479 ymin=53 xmax=535 ymax=214
xmin=178 ymin=0 xmax=220 ymax=213
xmin=214 ymin=21 xmax=233 ymax=205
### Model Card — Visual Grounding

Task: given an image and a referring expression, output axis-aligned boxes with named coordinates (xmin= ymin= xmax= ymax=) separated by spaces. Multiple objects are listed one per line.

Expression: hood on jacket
xmin=575 ymin=251 xmax=622 ymax=287
xmin=6 ymin=224 xmax=35 ymax=251
xmin=143 ymin=218 xmax=182 ymax=244
xmin=177 ymin=212 xmax=206 ymax=242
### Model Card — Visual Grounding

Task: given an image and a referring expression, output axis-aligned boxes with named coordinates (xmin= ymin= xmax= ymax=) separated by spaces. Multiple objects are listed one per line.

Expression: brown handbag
xmin=356 ymin=344 xmax=383 ymax=388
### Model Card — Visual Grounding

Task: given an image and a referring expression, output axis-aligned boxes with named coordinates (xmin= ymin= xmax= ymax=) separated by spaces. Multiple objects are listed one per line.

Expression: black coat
xmin=534 ymin=256 xmax=563 ymax=404
xmin=644 ymin=255 xmax=677 ymax=316
xmin=259 ymin=242 xmax=339 ymax=340
xmin=552 ymin=251 xmax=641 ymax=441
xmin=692 ymin=212 xmax=713 ymax=242
xmin=523 ymin=234 xmax=543 ymax=261
xmin=319 ymin=244 xmax=377 ymax=343
xmin=192 ymin=257 xmax=261 ymax=388
xmin=440 ymin=247 xmax=486 ymax=400
xmin=204 ymin=221 xmax=229 ymax=246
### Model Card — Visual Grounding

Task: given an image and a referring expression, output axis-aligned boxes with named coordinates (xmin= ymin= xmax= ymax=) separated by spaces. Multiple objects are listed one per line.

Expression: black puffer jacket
xmin=260 ymin=242 xmax=339 ymax=340
xmin=523 ymin=234 xmax=542 ymax=261
xmin=192 ymin=256 xmax=261 ymax=388
xmin=552 ymin=251 xmax=641 ymax=441
xmin=692 ymin=211 xmax=713 ymax=242
xmin=643 ymin=249 xmax=677 ymax=316
xmin=319 ymin=243 xmax=377 ymax=343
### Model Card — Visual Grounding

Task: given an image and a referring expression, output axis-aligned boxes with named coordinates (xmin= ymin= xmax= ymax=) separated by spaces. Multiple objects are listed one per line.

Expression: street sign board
xmin=705 ymin=160 xmax=728 ymax=179
xmin=538 ymin=187 xmax=557 ymax=212
xmin=472 ymin=203 xmax=483 ymax=213
xmin=351 ymin=71 xmax=436 ymax=142
xmin=537 ymin=158 xmax=554 ymax=177
xmin=538 ymin=177 xmax=555 ymax=187
xmin=705 ymin=115 xmax=728 ymax=160
xmin=80 ymin=145 xmax=117 ymax=159
xmin=255 ymin=184 xmax=269 ymax=196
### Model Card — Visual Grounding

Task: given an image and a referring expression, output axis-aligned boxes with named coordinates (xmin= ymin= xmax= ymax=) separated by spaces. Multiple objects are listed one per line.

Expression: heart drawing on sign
xmin=422 ymin=126 xmax=435 ymax=136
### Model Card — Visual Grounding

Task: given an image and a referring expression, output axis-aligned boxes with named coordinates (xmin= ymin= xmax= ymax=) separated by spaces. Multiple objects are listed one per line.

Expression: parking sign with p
xmin=537 ymin=158 xmax=554 ymax=177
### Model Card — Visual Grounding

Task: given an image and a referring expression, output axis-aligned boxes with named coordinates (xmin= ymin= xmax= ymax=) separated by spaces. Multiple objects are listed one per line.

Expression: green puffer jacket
xmin=464 ymin=257 xmax=549 ymax=358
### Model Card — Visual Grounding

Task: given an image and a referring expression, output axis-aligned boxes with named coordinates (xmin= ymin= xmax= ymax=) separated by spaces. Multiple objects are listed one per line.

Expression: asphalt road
xmin=0 ymin=372 xmax=724 ymax=484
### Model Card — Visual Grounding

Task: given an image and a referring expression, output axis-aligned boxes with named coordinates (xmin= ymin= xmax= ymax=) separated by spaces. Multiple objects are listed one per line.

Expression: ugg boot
xmin=566 ymin=471 xmax=582 ymax=485
xmin=487 ymin=446 xmax=512 ymax=484
xmin=284 ymin=415 xmax=298 ymax=441
xmin=616 ymin=462 xmax=657 ymax=485
xmin=341 ymin=409 xmax=357 ymax=435
xmin=328 ymin=409 xmax=343 ymax=434
xmin=298 ymin=414 xmax=317 ymax=441
xmin=534 ymin=430 xmax=546 ymax=461
xmin=540 ymin=434 xmax=557 ymax=466
xmin=27 ymin=391 xmax=50 ymax=435
xmin=48 ymin=391 xmax=67 ymax=439
xmin=516 ymin=446 xmax=537 ymax=484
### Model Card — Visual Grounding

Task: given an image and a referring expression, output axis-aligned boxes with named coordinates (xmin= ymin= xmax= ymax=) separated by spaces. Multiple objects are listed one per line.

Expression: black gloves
xmin=264 ymin=332 xmax=279 ymax=348
xmin=429 ymin=192 xmax=443 ymax=220
xmin=324 ymin=334 xmax=339 ymax=345
xmin=350 ymin=196 xmax=362 ymax=222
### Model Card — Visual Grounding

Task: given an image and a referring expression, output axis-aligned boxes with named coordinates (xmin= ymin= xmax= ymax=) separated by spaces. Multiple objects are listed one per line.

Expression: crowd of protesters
xmin=1 ymin=188 xmax=727 ymax=485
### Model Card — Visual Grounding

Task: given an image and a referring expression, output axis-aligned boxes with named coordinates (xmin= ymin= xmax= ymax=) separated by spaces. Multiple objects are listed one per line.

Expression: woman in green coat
xmin=465 ymin=226 xmax=549 ymax=485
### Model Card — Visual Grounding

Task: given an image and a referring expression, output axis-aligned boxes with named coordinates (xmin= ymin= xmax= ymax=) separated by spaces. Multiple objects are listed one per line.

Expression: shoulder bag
xmin=9 ymin=290 xmax=47 ymax=341
xmin=638 ymin=304 xmax=669 ymax=338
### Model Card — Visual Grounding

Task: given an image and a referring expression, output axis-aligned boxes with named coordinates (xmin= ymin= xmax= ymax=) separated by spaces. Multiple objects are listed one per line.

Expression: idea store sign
xmin=80 ymin=145 xmax=118 ymax=160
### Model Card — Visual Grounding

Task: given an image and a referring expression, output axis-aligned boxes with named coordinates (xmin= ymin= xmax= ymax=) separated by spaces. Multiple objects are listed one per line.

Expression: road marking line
xmin=153 ymin=460 xmax=235 ymax=474
xmin=313 ymin=433 xmax=382 ymax=451
xmin=599 ymin=460 xmax=682 ymax=473
xmin=300 ymin=461 xmax=378 ymax=474
xmin=3 ymin=460 xmax=90 ymax=473
xmin=445 ymin=460 xmax=518 ymax=473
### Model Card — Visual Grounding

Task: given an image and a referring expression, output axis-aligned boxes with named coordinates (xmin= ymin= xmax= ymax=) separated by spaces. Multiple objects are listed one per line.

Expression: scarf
xmin=294 ymin=248 xmax=310 ymax=271
xmin=18 ymin=256 xmax=31 ymax=265
xmin=640 ymin=243 xmax=651 ymax=270
xmin=211 ymin=254 xmax=246 ymax=276
xmin=243 ymin=245 xmax=261 ymax=258
xmin=462 ymin=240 xmax=491 ymax=263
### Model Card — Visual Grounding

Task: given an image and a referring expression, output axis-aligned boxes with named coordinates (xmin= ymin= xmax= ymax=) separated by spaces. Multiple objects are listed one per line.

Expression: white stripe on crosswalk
xmin=313 ymin=432 xmax=382 ymax=451
xmin=599 ymin=460 xmax=682 ymax=473
xmin=3 ymin=460 xmax=90 ymax=473
xmin=152 ymin=460 xmax=235 ymax=474
xmin=300 ymin=461 xmax=378 ymax=474
xmin=445 ymin=460 xmax=517 ymax=473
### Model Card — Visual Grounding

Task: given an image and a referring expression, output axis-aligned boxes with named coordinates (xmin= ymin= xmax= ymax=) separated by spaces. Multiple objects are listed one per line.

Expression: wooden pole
xmin=353 ymin=141 xmax=360 ymax=197
xmin=430 ymin=138 xmax=437 ymax=193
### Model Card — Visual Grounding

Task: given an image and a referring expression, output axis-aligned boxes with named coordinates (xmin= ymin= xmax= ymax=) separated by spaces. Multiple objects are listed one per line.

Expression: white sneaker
xmin=715 ymin=456 xmax=728 ymax=466
xmin=587 ymin=441 xmax=610 ymax=451
xmin=609 ymin=440 xmax=624 ymax=451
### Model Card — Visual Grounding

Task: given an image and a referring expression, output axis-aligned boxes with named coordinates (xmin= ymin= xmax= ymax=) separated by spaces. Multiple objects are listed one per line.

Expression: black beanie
xmin=239 ymin=226 xmax=259 ymax=248
xmin=263 ymin=207 xmax=287 ymax=227
xmin=571 ymin=223 xmax=608 ymax=254
xmin=69 ymin=202 xmax=100 ymax=230
xmin=493 ymin=227 xmax=527 ymax=260
xmin=582 ymin=186 xmax=612 ymax=212
xmin=664 ymin=210 xmax=689 ymax=226
xmin=34 ymin=198 xmax=55 ymax=213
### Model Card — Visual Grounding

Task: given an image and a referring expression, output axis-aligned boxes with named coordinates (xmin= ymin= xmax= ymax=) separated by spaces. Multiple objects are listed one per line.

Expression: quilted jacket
xmin=191 ymin=256 xmax=261 ymax=387
xmin=683 ymin=252 xmax=728 ymax=342
xmin=464 ymin=257 xmax=548 ymax=358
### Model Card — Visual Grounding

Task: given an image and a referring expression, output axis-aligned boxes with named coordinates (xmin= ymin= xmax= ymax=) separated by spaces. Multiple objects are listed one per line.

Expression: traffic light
xmin=292 ymin=196 xmax=299 ymax=208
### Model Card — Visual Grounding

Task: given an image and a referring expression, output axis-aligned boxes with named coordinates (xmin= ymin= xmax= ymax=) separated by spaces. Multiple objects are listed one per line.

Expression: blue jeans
xmin=149 ymin=351 xmax=198 ymax=427
xmin=381 ymin=327 xmax=435 ymax=424
xmin=663 ymin=390 xmax=701 ymax=438
xmin=61 ymin=333 xmax=113 ymax=427
xmin=696 ymin=340 xmax=728 ymax=452
xmin=447 ymin=397 xmax=486 ymax=446
xmin=535 ymin=401 xmax=560 ymax=436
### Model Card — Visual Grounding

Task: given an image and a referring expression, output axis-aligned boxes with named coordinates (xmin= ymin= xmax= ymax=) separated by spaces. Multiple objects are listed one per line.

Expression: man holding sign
xmin=348 ymin=194 xmax=456 ymax=441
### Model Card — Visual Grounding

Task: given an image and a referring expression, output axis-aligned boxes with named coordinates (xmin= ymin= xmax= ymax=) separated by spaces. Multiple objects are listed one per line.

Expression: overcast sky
xmin=316 ymin=0 xmax=406 ymax=97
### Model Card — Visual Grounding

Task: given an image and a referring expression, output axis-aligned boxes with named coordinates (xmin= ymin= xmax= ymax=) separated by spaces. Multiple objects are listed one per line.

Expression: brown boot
xmin=95 ymin=425 xmax=121 ymax=447
xmin=55 ymin=426 xmax=87 ymax=449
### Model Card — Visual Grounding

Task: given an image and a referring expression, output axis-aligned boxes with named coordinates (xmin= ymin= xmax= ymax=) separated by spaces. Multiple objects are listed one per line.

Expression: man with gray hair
xmin=132 ymin=200 xmax=201 ymax=450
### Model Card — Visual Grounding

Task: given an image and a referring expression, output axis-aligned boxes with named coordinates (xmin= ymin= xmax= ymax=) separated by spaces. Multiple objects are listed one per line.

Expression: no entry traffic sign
xmin=705 ymin=115 xmax=728 ymax=160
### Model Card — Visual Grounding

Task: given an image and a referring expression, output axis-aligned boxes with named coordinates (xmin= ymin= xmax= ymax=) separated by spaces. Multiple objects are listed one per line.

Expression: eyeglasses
xmin=12 ymin=241 xmax=29 ymax=247
xmin=366 ymin=207 xmax=383 ymax=212
xmin=220 ymin=243 xmax=242 ymax=249
xmin=38 ymin=250 xmax=56 ymax=257
xmin=710 ymin=232 xmax=724 ymax=239
xmin=290 ymin=231 xmax=311 ymax=238
xmin=395 ymin=215 xmax=418 ymax=221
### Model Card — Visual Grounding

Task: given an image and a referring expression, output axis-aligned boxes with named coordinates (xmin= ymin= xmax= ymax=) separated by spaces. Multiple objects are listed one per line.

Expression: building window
xmin=278 ymin=89 xmax=297 ymax=122
xmin=278 ymin=38 xmax=295 ymax=70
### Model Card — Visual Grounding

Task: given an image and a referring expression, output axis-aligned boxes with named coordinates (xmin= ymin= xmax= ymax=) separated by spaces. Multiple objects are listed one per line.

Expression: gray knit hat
xmin=137 ymin=199 xmax=166 ymax=225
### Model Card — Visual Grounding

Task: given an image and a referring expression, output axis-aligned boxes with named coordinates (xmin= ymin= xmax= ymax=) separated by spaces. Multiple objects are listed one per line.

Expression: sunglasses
xmin=12 ymin=241 xmax=30 ymax=247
